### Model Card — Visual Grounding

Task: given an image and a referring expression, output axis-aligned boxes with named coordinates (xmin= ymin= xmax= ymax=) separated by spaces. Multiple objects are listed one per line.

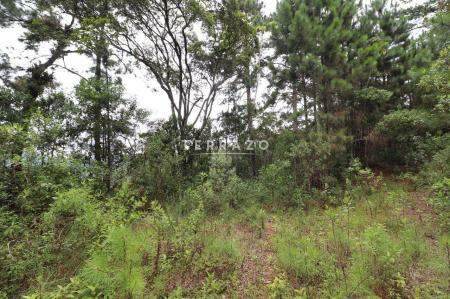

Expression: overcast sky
xmin=0 ymin=0 xmax=424 ymax=123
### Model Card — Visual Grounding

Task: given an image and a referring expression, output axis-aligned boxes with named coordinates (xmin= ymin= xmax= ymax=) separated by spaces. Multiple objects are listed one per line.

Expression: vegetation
xmin=0 ymin=0 xmax=448 ymax=298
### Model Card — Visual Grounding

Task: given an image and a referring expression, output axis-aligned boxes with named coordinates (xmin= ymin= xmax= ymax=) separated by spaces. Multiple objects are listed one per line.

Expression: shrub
xmin=181 ymin=178 xmax=217 ymax=214
xmin=10 ymin=156 xmax=84 ymax=214
xmin=81 ymin=225 xmax=154 ymax=298
xmin=42 ymin=188 xmax=104 ymax=271
xmin=23 ymin=277 xmax=101 ymax=299
xmin=431 ymin=177 xmax=450 ymax=232
xmin=291 ymin=188 xmax=310 ymax=209
xmin=208 ymin=154 xmax=235 ymax=193
xmin=432 ymin=177 xmax=450 ymax=205
xmin=374 ymin=110 xmax=447 ymax=167
xmin=0 ymin=208 xmax=29 ymax=296
xmin=79 ymin=201 xmax=207 ymax=298
xmin=418 ymin=135 xmax=450 ymax=183
xmin=349 ymin=225 xmax=405 ymax=297
xmin=128 ymin=128 xmax=183 ymax=202
xmin=289 ymin=130 xmax=350 ymax=190
xmin=274 ymin=229 xmax=331 ymax=286
xmin=259 ymin=160 xmax=292 ymax=202
xmin=399 ymin=227 xmax=428 ymax=265
xmin=199 ymin=273 xmax=227 ymax=296
xmin=244 ymin=205 xmax=267 ymax=238
xmin=267 ymin=275 xmax=294 ymax=299
xmin=199 ymin=235 xmax=242 ymax=275
xmin=222 ymin=175 xmax=264 ymax=209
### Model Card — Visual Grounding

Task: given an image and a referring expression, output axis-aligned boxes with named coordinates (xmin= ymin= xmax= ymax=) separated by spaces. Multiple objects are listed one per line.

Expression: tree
xmin=108 ymin=0 xmax=259 ymax=139
xmin=0 ymin=0 xmax=80 ymax=113
xmin=269 ymin=0 xmax=359 ymax=132
xmin=0 ymin=0 xmax=121 ymax=163
xmin=219 ymin=0 xmax=264 ymax=176
xmin=74 ymin=78 xmax=148 ymax=191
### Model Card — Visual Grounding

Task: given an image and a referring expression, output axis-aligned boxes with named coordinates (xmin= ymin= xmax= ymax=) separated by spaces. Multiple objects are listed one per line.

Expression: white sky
xmin=0 ymin=0 xmax=424 ymax=123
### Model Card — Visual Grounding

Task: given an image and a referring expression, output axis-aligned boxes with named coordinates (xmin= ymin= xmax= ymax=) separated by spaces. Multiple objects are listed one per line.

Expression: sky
xmin=0 ymin=0 xmax=424 ymax=123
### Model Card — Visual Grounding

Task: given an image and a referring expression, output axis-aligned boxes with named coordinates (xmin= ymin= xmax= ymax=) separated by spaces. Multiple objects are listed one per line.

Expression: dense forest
xmin=0 ymin=0 xmax=449 ymax=297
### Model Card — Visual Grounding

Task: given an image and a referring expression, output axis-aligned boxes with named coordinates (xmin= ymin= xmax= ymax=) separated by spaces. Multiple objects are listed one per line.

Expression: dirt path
xmin=235 ymin=217 xmax=278 ymax=298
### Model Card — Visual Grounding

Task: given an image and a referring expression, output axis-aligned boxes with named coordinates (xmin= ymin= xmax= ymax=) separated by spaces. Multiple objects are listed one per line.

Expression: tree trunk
xmin=93 ymin=54 xmax=103 ymax=163
xmin=302 ymin=75 xmax=308 ymax=127
xmin=246 ymin=83 xmax=257 ymax=177
xmin=313 ymin=80 xmax=318 ymax=131
xmin=292 ymin=85 xmax=299 ymax=132
xmin=292 ymin=82 xmax=302 ymax=187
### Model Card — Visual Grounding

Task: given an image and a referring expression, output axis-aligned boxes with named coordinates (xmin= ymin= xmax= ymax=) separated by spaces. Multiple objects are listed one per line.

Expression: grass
xmin=22 ymin=178 xmax=449 ymax=298
xmin=187 ymin=178 xmax=448 ymax=298
xmin=262 ymin=180 xmax=449 ymax=298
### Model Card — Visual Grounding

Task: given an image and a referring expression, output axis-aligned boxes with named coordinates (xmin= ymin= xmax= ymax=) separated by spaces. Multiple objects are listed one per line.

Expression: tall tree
xmin=0 ymin=0 xmax=79 ymax=120
xmin=74 ymin=78 xmax=148 ymax=189
xmin=269 ymin=0 xmax=359 ymax=132
xmin=219 ymin=0 xmax=264 ymax=176
xmin=108 ymin=0 xmax=258 ymax=140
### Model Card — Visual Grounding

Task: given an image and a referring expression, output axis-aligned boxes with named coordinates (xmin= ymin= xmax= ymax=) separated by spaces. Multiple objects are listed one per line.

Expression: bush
xmin=374 ymin=110 xmax=447 ymax=167
xmin=181 ymin=178 xmax=217 ymax=214
xmin=419 ymin=142 xmax=450 ymax=186
xmin=81 ymin=225 xmax=153 ymax=298
xmin=274 ymin=229 xmax=332 ymax=287
xmin=42 ymin=188 xmax=105 ymax=273
xmin=200 ymin=273 xmax=227 ymax=296
xmin=267 ymin=275 xmax=294 ymax=299
xmin=0 ymin=207 xmax=28 ymax=296
xmin=23 ymin=277 xmax=101 ymax=299
xmin=349 ymin=225 xmax=406 ymax=297
xmin=128 ymin=127 xmax=183 ymax=202
xmin=432 ymin=177 xmax=450 ymax=204
xmin=199 ymin=235 xmax=242 ymax=277
xmin=1 ymin=187 xmax=104 ymax=297
xmin=244 ymin=205 xmax=267 ymax=238
xmin=430 ymin=177 xmax=450 ymax=232
xmin=259 ymin=160 xmax=293 ymax=202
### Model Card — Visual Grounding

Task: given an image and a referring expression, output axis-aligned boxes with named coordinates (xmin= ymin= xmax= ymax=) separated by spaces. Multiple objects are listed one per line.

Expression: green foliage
xmin=0 ymin=207 xmax=28 ymax=296
xmin=419 ymin=46 xmax=450 ymax=111
xmin=199 ymin=235 xmax=242 ymax=276
xmin=291 ymin=188 xmax=311 ymax=209
xmin=419 ymin=141 xmax=450 ymax=185
xmin=374 ymin=109 xmax=447 ymax=167
xmin=208 ymin=154 xmax=235 ymax=193
xmin=74 ymin=77 xmax=148 ymax=191
xmin=244 ymin=205 xmax=267 ymax=238
xmin=42 ymin=188 xmax=105 ymax=271
xmin=222 ymin=175 xmax=260 ymax=209
xmin=181 ymin=155 xmax=265 ymax=213
xmin=274 ymin=228 xmax=332 ymax=287
xmin=0 ymin=88 xmax=32 ymax=124
xmin=376 ymin=109 xmax=441 ymax=137
xmin=81 ymin=225 xmax=152 ymax=298
xmin=23 ymin=277 xmax=101 ymax=299
xmin=355 ymin=87 xmax=393 ymax=105
xmin=430 ymin=177 xmax=450 ymax=232
xmin=291 ymin=129 xmax=350 ymax=190
xmin=259 ymin=160 xmax=292 ymax=202
xmin=200 ymin=272 xmax=227 ymax=297
xmin=345 ymin=158 xmax=378 ymax=200
xmin=1 ymin=0 xmax=449 ymax=297
xmin=432 ymin=177 xmax=450 ymax=204
xmin=349 ymin=225 xmax=405 ymax=297
xmin=267 ymin=275 xmax=294 ymax=299
xmin=128 ymin=123 xmax=183 ymax=202
xmin=17 ymin=158 xmax=83 ymax=214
